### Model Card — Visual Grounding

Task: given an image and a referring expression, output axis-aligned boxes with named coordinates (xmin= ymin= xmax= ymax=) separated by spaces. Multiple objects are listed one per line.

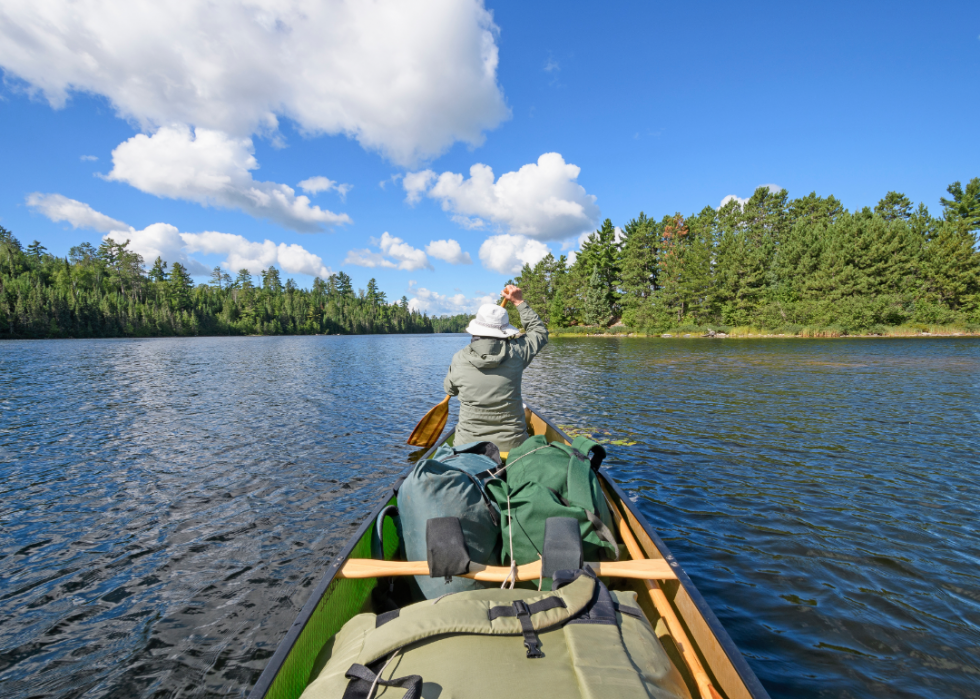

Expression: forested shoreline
xmin=3 ymin=178 xmax=978 ymax=340
xmin=0 ymin=231 xmax=470 ymax=339
xmin=511 ymin=179 xmax=980 ymax=336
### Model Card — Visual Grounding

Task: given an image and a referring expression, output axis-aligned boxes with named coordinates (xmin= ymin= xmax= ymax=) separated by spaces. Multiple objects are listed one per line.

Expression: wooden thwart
xmin=338 ymin=557 xmax=677 ymax=582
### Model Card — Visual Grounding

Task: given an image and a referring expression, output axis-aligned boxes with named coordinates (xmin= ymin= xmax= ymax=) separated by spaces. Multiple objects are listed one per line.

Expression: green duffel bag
xmin=301 ymin=567 xmax=692 ymax=699
xmin=487 ymin=435 xmax=618 ymax=574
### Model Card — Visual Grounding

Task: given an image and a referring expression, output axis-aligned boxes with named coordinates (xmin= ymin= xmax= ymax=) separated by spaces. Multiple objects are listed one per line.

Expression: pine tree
xmin=149 ymin=257 xmax=169 ymax=282
xmin=574 ymin=219 xmax=620 ymax=314
xmin=909 ymin=203 xmax=939 ymax=242
xmin=787 ymin=192 xmax=845 ymax=225
xmin=617 ymin=212 xmax=659 ymax=326
xmin=209 ymin=266 xmax=224 ymax=288
xmin=922 ymin=220 xmax=980 ymax=310
xmin=584 ymin=265 xmax=612 ymax=326
xmin=875 ymin=191 xmax=913 ymax=221
xmin=515 ymin=255 xmax=554 ymax=325
xmin=366 ymin=278 xmax=381 ymax=305
xmin=27 ymin=240 xmax=48 ymax=258
xmin=168 ymin=262 xmax=193 ymax=310
xmin=235 ymin=269 xmax=254 ymax=290
xmin=336 ymin=271 xmax=354 ymax=296
xmin=261 ymin=267 xmax=282 ymax=293
xmin=940 ymin=178 xmax=980 ymax=233
xmin=654 ymin=214 xmax=689 ymax=325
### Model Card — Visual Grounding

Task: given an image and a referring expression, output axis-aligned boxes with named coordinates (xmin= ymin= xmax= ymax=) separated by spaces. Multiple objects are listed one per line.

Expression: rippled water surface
xmin=1 ymin=335 xmax=978 ymax=698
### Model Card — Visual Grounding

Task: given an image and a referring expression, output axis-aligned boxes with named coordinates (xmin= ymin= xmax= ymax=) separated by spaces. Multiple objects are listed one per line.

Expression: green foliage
xmin=584 ymin=265 xmax=612 ymax=326
xmin=525 ymin=178 xmax=980 ymax=334
xmin=616 ymin=212 xmax=659 ymax=327
xmin=940 ymin=177 xmax=980 ymax=233
xmin=0 ymin=230 xmax=442 ymax=339
xmin=875 ymin=191 xmax=913 ymax=221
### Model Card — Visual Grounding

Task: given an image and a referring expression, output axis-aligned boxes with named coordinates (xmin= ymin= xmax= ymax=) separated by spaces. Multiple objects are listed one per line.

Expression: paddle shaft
xmin=603 ymin=489 xmax=722 ymax=699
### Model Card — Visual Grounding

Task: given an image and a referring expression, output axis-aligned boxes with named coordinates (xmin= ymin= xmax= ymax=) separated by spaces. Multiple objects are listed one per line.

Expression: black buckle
xmin=513 ymin=600 xmax=544 ymax=659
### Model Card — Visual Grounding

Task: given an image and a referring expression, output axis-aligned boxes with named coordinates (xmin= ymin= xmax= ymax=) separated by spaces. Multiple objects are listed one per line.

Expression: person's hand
xmin=502 ymin=284 xmax=523 ymax=305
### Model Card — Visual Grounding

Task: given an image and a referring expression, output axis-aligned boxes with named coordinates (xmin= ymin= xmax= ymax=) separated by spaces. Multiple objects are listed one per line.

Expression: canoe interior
xmin=248 ymin=407 xmax=768 ymax=699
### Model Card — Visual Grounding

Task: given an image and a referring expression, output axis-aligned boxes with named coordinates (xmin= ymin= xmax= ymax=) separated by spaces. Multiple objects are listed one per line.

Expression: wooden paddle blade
xmin=407 ymin=395 xmax=450 ymax=447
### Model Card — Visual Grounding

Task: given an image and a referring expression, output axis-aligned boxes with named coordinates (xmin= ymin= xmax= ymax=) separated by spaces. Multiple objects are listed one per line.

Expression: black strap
xmin=582 ymin=445 xmax=606 ymax=471
xmin=426 ymin=517 xmax=470 ymax=582
xmin=488 ymin=596 xmax=565 ymax=658
xmin=446 ymin=441 xmax=503 ymax=467
xmin=487 ymin=595 xmax=567 ymax=621
xmin=514 ymin=600 xmax=544 ymax=658
xmin=613 ymin=602 xmax=645 ymax=621
xmin=567 ymin=576 xmax=617 ymax=626
xmin=375 ymin=609 xmax=400 ymax=627
xmin=343 ymin=663 xmax=422 ymax=699
xmin=552 ymin=566 xmax=595 ymax=591
xmin=546 ymin=488 xmax=620 ymax=560
xmin=466 ymin=470 xmax=501 ymax=527
xmin=541 ymin=517 xmax=583 ymax=580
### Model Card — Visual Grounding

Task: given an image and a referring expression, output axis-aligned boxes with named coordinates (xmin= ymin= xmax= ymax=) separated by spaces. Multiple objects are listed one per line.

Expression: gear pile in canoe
xmin=247 ymin=405 xmax=769 ymax=699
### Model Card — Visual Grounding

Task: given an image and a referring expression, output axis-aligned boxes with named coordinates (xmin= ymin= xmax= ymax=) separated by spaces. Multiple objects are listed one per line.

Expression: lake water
xmin=1 ymin=335 xmax=978 ymax=698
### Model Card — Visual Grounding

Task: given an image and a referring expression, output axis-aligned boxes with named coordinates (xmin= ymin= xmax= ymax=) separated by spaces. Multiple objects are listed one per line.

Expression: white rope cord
xmin=367 ymin=650 xmax=400 ymax=699
xmin=490 ymin=444 xmax=552 ymax=478
xmin=501 ymin=487 xmax=517 ymax=590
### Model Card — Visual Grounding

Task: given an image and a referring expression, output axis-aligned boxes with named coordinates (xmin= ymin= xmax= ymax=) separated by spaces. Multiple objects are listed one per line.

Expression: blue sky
xmin=1 ymin=1 xmax=977 ymax=315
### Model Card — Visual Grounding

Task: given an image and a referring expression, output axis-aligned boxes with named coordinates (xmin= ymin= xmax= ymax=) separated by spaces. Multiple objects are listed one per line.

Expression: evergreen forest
xmin=511 ymin=179 xmax=980 ymax=335
xmin=3 ymin=178 xmax=978 ymax=340
xmin=0 ymin=231 xmax=470 ymax=339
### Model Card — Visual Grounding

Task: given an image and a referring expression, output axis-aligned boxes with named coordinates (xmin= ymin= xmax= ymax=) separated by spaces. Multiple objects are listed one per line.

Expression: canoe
xmin=247 ymin=404 xmax=770 ymax=699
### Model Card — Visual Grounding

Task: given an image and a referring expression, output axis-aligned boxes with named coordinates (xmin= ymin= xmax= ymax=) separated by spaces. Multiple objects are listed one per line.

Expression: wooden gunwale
xmin=248 ymin=406 xmax=769 ymax=699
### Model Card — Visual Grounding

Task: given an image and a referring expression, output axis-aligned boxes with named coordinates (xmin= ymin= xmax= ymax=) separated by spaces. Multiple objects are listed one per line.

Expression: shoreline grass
xmin=550 ymin=323 xmax=980 ymax=339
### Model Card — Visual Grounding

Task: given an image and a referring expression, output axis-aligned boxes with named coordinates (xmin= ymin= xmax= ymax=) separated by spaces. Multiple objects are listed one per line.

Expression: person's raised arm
xmin=502 ymin=284 xmax=548 ymax=366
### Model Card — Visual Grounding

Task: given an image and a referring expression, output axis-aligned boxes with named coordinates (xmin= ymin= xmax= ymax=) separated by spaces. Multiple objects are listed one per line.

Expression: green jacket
xmin=444 ymin=302 xmax=548 ymax=451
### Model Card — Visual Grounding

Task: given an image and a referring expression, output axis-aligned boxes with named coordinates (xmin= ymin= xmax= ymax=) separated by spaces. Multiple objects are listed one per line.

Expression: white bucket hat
xmin=465 ymin=303 xmax=520 ymax=338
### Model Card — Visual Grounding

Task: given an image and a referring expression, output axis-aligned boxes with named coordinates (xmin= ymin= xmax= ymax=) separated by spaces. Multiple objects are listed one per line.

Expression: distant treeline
xmin=512 ymin=179 xmax=980 ymax=333
xmin=0 ymin=231 xmax=471 ymax=339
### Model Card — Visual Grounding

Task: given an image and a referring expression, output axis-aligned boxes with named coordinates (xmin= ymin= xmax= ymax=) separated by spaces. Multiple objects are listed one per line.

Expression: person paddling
xmin=443 ymin=285 xmax=549 ymax=452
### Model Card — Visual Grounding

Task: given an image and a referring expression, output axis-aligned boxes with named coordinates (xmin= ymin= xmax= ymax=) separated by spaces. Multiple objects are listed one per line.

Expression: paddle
xmin=406 ymin=297 xmax=510 ymax=448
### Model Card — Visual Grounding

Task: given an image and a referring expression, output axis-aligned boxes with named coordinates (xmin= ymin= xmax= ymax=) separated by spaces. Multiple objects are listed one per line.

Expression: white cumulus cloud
xmin=26 ymin=193 xmax=129 ymax=233
xmin=298 ymin=176 xmax=352 ymax=200
xmin=0 ymin=0 xmax=508 ymax=165
xmin=104 ymin=224 xmax=211 ymax=275
xmin=182 ymin=231 xmax=331 ymax=278
xmin=106 ymin=126 xmax=351 ymax=232
xmin=408 ymin=282 xmax=495 ymax=316
xmin=403 ymin=170 xmax=437 ymax=204
xmin=426 ymin=239 xmax=472 ymax=265
xmin=405 ymin=153 xmax=599 ymax=241
xmin=27 ymin=191 xmax=329 ymax=278
xmin=345 ymin=232 xmax=431 ymax=271
xmin=478 ymin=234 xmax=550 ymax=274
